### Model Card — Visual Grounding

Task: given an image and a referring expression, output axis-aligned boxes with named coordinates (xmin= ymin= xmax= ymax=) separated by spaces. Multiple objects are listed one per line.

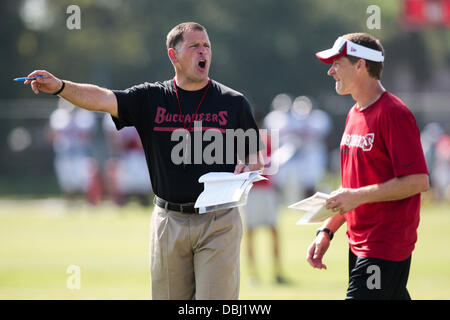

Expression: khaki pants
xmin=150 ymin=205 xmax=243 ymax=300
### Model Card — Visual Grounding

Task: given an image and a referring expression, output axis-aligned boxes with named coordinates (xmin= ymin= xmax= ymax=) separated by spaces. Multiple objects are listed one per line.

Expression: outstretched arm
xmin=24 ymin=70 xmax=118 ymax=117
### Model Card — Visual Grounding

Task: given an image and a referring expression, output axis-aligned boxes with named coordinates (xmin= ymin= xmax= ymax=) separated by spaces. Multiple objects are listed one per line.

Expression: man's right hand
xmin=23 ymin=69 xmax=118 ymax=117
xmin=306 ymin=232 xmax=331 ymax=269
xmin=24 ymin=70 xmax=63 ymax=95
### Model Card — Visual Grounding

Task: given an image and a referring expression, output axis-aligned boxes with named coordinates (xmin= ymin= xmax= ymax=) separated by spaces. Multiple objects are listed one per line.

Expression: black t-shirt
xmin=112 ymin=79 xmax=262 ymax=203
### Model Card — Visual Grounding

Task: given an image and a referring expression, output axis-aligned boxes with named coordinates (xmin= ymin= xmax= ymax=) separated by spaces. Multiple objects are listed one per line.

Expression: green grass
xmin=0 ymin=196 xmax=449 ymax=299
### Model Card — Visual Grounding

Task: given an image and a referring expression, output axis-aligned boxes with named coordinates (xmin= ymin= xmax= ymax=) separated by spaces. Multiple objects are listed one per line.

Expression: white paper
xmin=288 ymin=192 xmax=334 ymax=224
xmin=195 ymin=171 xmax=266 ymax=213
xmin=196 ymin=183 xmax=253 ymax=214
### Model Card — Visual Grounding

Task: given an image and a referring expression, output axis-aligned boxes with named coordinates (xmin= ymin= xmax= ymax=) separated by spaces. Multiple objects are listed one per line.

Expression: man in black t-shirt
xmin=25 ymin=22 xmax=264 ymax=299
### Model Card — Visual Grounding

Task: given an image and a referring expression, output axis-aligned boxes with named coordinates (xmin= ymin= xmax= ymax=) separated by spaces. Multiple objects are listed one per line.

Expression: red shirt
xmin=340 ymin=92 xmax=428 ymax=261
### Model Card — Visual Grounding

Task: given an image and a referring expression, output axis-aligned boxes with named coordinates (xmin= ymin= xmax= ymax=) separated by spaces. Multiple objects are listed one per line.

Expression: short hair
xmin=343 ymin=33 xmax=384 ymax=80
xmin=166 ymin=22 xmax=207 ymax=50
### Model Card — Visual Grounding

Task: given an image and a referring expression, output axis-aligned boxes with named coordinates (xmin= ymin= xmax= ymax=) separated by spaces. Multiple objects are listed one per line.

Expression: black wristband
xmin=52 ymin=80 xmax=65 ymax=95
xmin=316 ymin=228 xmax=334 ymax=241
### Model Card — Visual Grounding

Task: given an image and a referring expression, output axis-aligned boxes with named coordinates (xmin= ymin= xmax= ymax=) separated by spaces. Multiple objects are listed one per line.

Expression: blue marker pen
xmin=13 ymin=76 xmax=44 ymax=82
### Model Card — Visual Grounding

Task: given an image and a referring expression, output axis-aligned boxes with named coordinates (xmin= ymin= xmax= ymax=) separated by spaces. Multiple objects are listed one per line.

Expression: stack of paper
xmin=288 ymin=192 xmax=334 ymax=224
xmin=195 ymin=171 xmax=267 ymax=214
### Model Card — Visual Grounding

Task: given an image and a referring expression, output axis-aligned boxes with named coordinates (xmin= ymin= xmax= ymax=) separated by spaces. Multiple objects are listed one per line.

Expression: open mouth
xmin=198 ymin=59 xmax=206 ymax=69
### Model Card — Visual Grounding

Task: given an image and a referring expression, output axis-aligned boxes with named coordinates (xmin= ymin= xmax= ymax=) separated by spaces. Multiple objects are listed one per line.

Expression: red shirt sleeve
xmin=381 ymin=103 xmax=428 ymax=177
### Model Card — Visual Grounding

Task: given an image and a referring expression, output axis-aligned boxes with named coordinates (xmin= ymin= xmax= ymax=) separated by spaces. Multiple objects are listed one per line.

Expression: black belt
xmin=154 ymin=196 xmax=200 ymax=214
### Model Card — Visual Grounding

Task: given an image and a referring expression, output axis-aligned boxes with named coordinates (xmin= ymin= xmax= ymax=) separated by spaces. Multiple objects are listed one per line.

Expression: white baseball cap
xmin=316 ymin=36 xmax=384 ymax=64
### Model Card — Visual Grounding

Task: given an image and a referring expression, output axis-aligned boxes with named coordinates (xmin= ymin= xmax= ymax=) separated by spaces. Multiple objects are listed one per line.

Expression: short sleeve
xmin=111 ymin=83 xmax=149 ymax=130
xmin=382 ymin=106 xmax=429 ymax=177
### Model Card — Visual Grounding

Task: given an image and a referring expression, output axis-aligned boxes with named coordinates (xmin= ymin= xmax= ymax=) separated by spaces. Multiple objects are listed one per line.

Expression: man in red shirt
xmin=306 ymin=33 xmax=429 ymax=299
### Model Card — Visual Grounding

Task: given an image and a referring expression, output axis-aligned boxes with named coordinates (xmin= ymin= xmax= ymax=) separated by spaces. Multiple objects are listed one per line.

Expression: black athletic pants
xmin=346 ymin=249 xmax=412 ymax=300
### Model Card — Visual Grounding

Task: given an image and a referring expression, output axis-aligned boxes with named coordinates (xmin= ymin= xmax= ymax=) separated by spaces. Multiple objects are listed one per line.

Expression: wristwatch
xmin=316 ymin=228 xmax=334 ymax=241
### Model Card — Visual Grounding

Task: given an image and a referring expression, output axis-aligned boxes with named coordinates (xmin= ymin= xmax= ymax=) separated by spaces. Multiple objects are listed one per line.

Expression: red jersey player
xmin=307 ymin=33 xmax=429 ymax=300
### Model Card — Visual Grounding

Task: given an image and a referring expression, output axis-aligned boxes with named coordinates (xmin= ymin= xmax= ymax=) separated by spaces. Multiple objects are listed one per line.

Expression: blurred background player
xmin=263 ymin=94 xmax=295 ymax=205
xmin=288 ymin=95 xmax=332 ymax=198
xmin=48 ymin=99 xmax=102 ymax=205
xmin=102 ymin=114 xmax=152 ymax=206
xmin=265 ymin=93 xmax=332 ymax=205
xmin=243 ymin=113 xmax=287 ymax=285
xmin=421 ymin=122 xmax=450 ymax=202
xmin=431 ymin=133 xmax=450 ymax=201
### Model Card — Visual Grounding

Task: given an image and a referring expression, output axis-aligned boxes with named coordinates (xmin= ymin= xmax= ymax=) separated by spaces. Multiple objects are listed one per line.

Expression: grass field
xmin=0 ymin=196 xmax=449 ymax=300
